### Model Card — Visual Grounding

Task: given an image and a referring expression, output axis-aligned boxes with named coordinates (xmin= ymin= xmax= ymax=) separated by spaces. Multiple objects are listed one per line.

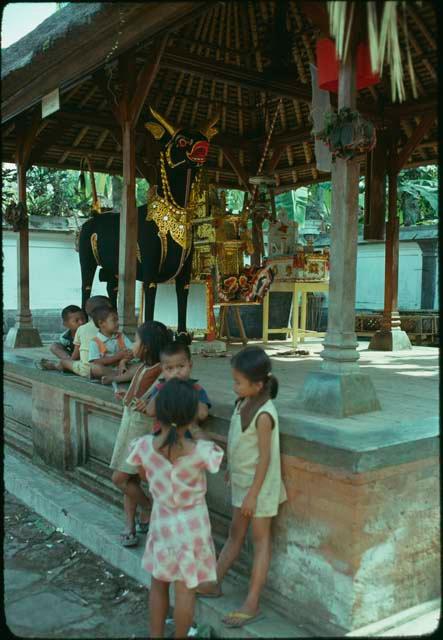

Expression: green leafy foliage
xmin=1 ymin=164 xmax=150 ymax=218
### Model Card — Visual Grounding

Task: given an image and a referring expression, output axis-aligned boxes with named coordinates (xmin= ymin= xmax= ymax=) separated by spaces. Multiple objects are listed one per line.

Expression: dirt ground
xmin=4 ymin=491 xmax=176 ymax=638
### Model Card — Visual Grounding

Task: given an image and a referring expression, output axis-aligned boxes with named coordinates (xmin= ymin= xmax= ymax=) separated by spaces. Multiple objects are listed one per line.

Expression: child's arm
xmin=145 ymin=395 xmax=157 ymax=417
xmin=241 ymin=412 xmax=273 ymax=518
xmin=196 ymin=386 xmax=211 ymax=422
xmin=136 ymin=465 xmax=146 ymax=483
xmin=70 ymin=344 xmax=80 ymax=361
xmin=90 ymin=349 xmax=133 ymax=367
xmin=197 ymin=401 xmax=209 ymax=422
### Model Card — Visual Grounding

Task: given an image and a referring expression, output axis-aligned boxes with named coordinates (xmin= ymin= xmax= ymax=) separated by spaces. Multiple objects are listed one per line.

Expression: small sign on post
xmin=42 ymin=88 xmax=60 ymax=118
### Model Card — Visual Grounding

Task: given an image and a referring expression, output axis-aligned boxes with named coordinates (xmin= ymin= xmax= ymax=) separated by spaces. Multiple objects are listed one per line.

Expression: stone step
xmin=346 ymin=598 xmax=440 ymax=636
xmin=5 ymin=446 xmax=312 ymax=639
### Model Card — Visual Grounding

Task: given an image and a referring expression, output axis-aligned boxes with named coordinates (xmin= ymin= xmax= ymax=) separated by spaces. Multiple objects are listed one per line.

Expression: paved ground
xmin=4 ymin=491 xmax=174 ymax=638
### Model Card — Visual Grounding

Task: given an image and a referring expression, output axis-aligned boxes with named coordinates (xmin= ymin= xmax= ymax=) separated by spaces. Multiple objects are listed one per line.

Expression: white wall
xmin=355 ymin=241 xmax=423 ymax=311
xmin=3 ymin=231 xmax=433 ymax=316
xmin=3 ymin=230 xmax=208 ymax=328
xmin=4 ymin=230 xmax=108 ymax=310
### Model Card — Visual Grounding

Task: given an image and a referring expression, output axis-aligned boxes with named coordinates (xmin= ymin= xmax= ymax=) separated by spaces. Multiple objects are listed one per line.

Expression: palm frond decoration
xmin=327 ymin=1 xmax=419 ymax=102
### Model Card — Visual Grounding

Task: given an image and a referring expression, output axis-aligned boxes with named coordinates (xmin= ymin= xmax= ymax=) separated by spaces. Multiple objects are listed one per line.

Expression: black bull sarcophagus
xmin=78 ymin=107 xmax=219 ymax=341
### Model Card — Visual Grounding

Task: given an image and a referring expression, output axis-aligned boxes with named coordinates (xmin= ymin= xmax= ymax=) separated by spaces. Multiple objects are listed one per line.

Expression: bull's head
xmin=144 ymin=106 xmax=219 ymax=169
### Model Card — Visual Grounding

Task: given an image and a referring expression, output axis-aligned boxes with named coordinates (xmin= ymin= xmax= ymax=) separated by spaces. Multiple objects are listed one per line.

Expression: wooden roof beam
xmin=299 ymin=1 xmax=330 ymax=37
xmin=161 ymin=50 xmax=313 ymax=102
xmin=220 ymin=146 xmax=253 ymax=193
xmin=129 ymin=34 xmax=168 ymax=125
xmin=392 ymin=113 xmax=436 ymax=174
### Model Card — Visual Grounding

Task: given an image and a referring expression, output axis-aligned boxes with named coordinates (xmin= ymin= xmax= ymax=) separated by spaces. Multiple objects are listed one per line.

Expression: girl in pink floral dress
xmin=127 ymin=378 xmax=223 ymax=638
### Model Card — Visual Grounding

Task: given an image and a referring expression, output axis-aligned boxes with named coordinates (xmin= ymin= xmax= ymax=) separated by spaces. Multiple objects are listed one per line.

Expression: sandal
xmin=222 ymin=611 xmax=264 ymax=628
xmin=135 ymin=519 xmax=150 ymax=534
xmin=120 ymin=532 xmax=139 ymax=547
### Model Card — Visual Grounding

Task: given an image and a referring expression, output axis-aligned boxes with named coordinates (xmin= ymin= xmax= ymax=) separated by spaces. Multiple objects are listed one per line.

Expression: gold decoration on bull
xmin=146 ymin=151 xmax=202 ymax=251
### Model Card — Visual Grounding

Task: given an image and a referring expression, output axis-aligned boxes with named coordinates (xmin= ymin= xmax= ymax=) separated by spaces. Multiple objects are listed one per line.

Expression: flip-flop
xmin=135 ymin=519 xmax=150 ymax=534
xmin=222 ymin=611 xmax=264 ymax=628
xmin=120 ymin=532 xmax=139 ymax=547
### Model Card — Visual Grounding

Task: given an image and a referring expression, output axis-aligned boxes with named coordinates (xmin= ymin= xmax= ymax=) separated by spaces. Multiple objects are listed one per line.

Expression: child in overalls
xmin=88 ymin=306 xmax=133 ymax=380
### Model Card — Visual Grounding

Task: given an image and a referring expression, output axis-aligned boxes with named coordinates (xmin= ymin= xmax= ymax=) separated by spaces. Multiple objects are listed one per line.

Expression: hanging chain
xmin=250 ymin=97 xmax=283 ymax=208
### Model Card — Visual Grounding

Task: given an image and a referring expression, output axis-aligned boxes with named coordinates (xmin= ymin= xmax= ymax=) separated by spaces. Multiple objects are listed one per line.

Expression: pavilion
xmin=2 ymin=2 xmax=439 ymax=636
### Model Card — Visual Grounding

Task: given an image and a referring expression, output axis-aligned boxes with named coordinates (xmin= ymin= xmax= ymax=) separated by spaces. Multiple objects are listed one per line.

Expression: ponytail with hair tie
xmin=232 ymin=346 xmax=279 ymax=399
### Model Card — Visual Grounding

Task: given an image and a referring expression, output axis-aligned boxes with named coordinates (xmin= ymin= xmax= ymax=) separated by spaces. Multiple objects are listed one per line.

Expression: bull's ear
xmin=144 ymin=121 xmax=166 ymax=140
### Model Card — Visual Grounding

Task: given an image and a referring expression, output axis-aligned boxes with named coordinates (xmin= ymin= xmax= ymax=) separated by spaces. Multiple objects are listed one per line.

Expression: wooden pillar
xmin=301 ymin=51 xmax=380 ymax=416
xmin=367 ymin=114 xmax=436 ymax=351
xmin=368 ymin=167 xmax=412 ymax=350
xmin=117 ymin=119 xmax=138 ymax=335
xmin=96 ymin=39 xmax=167 ymax=336
xmin=5 ymin=122 xmax=42 ymax=349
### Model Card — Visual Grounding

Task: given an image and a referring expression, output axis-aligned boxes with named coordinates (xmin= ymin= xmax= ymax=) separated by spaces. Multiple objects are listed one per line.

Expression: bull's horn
xmin=199 ymin=111 xmax=220 ymax=140
xmin=149 ymin=106 xmax=177 ymax=137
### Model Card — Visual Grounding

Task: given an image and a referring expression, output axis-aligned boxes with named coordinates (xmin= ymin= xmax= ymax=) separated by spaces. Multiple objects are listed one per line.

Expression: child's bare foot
xmin=196 ymin=581 xmax=222 ymax=598
xmin=101 ymin=375 xmax=115 ymax=385
xmin=39 ymin=359 xmax=61 ymax=371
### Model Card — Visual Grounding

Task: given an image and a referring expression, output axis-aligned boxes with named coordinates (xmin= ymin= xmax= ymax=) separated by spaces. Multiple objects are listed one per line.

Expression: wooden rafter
xmin=161 ymin=50 xmax=312 ymax=102
xmin=393 ymin=113 xmax=436 ymax=174
xmin=220 ymin=147 xmax=253 ymax=193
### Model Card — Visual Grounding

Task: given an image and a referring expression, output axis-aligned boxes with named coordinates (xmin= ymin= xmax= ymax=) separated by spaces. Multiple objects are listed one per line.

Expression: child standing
xmin=49 ymin=305 xmax=86 ymax=361
xmin=126 ymin=378 xmax=223 ymax=638
xmin=40 ymin=296 xmax=111 ymax=377
xmin=143 ymin=342 xmax=211 ymax=431
xmin=111 ymin=321 xmax=172 ymax=547
xmin=197 ymin=346 xmax=287 ymax=628
xmin=88 ymin=306 xmax=134 ymax=380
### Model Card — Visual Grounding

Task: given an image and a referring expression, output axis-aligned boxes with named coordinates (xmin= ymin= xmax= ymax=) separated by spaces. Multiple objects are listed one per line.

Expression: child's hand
xmin=118 ymin=358 xmax=128 ymax=373
xmin=132 ymin=398 xmax=147 ymax=413
xmin=241 ymin=492 xmax=257 ymax=518
xmin=114 ymin=390 xmax=125 ymax=401
xmin=120 ymin=349 xmax=133 ymax=361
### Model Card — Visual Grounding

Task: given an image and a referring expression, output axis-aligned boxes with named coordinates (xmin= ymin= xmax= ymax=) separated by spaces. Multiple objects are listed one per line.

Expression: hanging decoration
xmin=326 ymin=1 xmax=418 ymax=103
xmin=316 ymin=39 xmax=380 ymax=92
xmin=316 ymin=107 xmax=376 ymax=160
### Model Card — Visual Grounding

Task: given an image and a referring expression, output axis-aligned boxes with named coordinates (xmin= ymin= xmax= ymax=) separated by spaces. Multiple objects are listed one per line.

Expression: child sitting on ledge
xmin=40 ymin=296 xmax=111 ymax=377
xmin=49 ymin=305 xmax=86 ymax=361
xmin=88 ymin=305 xmax=134 ymax=380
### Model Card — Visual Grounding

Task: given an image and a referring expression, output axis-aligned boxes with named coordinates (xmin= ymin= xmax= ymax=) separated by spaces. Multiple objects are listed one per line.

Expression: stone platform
xmin=3 ymin=339 xmax=440 ymax=635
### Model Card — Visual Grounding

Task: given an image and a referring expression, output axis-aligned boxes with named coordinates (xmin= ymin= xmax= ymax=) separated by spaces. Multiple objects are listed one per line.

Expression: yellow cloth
xmin=71 ymin=360 xmax=91 ymax=378
xmin=73 ymin=320 xmax=98 ymax=364
xmin=227 ymin=398 xmax=287 ymax=517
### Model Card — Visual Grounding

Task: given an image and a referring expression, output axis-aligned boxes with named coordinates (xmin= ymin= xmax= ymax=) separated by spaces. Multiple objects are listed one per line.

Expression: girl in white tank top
xmin=197 ymin=346 xmax=287 ymax=628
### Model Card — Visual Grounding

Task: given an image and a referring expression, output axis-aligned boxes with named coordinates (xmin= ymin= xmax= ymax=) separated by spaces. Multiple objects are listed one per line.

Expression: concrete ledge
xmin=4 ymin=446 xmax=310 ymax=639
xmin=4 ymin=356 xmax=439 ymax=472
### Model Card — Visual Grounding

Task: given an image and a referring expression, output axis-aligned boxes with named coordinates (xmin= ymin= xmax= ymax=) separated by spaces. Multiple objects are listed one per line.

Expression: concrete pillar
xmin=5 ymin=162 xmax=42 ymax=348
xmin=418 ymin=239 xmax=438 ymax=310
xmin=301 ymin=54 xmax=380 ymax=417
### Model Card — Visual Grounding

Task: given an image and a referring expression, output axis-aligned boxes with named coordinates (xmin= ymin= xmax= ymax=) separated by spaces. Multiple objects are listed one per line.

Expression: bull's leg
xmin=144 ymin=282 xmax=157 ymax=322
xmin=79 ymin=225 xmax=98 ymax=314
xmin=106 ymin=276 xmax=119 ymax=310
xmin=80 ymin=264 xmax=97 ymax=313
xmin=175 ymin=251 xmax=193 ymax=343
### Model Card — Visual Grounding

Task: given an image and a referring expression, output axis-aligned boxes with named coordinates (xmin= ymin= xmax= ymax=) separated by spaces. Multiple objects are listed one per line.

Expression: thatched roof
xmin=1 ymin=1 xmax=438 ymax=192
xmin=1 ymin=3 xmax=105 ymax=80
